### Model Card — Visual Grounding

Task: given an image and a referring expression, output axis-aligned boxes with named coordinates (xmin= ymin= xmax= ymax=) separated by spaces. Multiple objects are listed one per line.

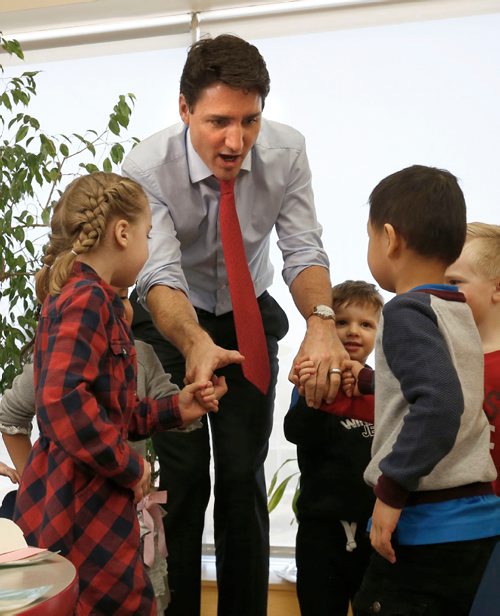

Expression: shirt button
xmin=371 ymin=601 xmax=382 ymax=613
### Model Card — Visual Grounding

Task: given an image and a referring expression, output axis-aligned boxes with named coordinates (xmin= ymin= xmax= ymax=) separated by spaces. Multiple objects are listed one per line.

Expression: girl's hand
xmin=0 ymin=461 xmax=20 ymax=484
xmin=132 ymin=460 xmax=151 ymax=504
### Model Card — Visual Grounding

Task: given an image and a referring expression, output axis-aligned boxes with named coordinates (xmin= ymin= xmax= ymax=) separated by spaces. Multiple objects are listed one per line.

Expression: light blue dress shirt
xmin=122 ymin=118 xmax=329 ymax=315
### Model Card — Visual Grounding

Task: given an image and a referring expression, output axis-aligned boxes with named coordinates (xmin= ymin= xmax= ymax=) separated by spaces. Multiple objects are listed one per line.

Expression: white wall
xmin=1 ymin=10 xmax=499 ymax=545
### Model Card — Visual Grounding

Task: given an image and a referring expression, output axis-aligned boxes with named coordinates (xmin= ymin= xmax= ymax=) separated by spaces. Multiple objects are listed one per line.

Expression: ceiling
xmin=2 ymin=0 xmax=500 ymax=55
xmin=1 ymin=0 xmax=290 ymax=31
xmin=0 ymin=0 xmax=405 ymax=52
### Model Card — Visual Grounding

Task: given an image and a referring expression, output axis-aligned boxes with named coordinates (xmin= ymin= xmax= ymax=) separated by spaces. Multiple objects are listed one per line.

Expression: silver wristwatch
xmin=309 ymin=305 xmax=336 ymax=320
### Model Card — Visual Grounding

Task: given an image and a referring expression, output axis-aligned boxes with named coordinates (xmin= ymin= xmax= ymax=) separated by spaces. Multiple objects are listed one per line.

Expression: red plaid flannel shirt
xmin=15 ymin=263 xmax=182 ymax=615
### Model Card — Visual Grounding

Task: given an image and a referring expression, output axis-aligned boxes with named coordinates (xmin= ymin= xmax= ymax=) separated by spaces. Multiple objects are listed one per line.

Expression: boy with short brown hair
xmin=285 ymin=280 xmax=383 ymax=616
xmin=353 ymin=165 xmax=500 ymax=616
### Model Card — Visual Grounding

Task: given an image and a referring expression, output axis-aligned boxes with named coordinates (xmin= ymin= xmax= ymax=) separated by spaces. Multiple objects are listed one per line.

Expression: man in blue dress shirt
xmin=123 ymin=34 xmax=347 ymax=616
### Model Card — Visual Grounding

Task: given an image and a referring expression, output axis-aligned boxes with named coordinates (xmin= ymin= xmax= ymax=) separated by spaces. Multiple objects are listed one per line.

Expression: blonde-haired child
xmin=445 ymin=221 xmax=500 ymax=495
xmin=0 ymin=286 xmax=200 ymax=613
xmin=14 ymin=172 xmax=225 ymax=615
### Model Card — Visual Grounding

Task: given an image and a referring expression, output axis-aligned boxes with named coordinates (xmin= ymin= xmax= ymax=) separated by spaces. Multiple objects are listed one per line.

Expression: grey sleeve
xmin=139 ymin=342 xmax=180 ymax=400
xmin=0 ymin=363 xmax=36 ymax=434
xmin=136 ymin=341 xmax=202 ymax=433
xmin=378 ymin=294 xmax=463 ymax=491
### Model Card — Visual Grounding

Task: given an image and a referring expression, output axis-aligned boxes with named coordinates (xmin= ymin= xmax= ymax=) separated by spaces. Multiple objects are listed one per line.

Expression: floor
xmin=201 ymin=555 xmax=300 ymax=616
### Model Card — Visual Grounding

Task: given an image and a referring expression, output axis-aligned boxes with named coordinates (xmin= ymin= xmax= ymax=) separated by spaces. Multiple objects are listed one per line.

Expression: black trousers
xmin=131 ymin=291 xmax=288 ymax=616
xmin=296 ymin=518 xmax=372 ymax=616
xmin=353 ymin=536 xmax=499 ymax=616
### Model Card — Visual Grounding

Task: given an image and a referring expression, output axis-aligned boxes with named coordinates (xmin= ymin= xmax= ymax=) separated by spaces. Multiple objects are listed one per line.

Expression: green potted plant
xmin=0 ymin=35 xmax=137 ymax=393
xmin=267 ymin=457 xmax=300 ymax=520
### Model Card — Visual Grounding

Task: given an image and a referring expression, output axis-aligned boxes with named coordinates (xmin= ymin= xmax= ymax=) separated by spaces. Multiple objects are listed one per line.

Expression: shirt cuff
xmin=358 ymin=367 xmax=374 ymax=395
xmin=157 ymin=393 xmax=183 ymax=430
xmin=374 ymin=474 xmax=409 ymax=509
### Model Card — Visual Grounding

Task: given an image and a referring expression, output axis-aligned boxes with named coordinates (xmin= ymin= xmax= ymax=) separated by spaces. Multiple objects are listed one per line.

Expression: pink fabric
xmin=0 ymin=546 xmax=48 ymax=564
xmin=137 ymin=491 xmax=168 ymax=568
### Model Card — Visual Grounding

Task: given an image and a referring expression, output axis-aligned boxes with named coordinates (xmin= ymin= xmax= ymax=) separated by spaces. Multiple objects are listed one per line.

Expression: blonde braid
xmin=72 ymin=186 xmax=110 ymax=256
xmin=35 ymin=172 xmax=147 ymax=301
xmin=35 ymin=201 xmax=67 ymax=303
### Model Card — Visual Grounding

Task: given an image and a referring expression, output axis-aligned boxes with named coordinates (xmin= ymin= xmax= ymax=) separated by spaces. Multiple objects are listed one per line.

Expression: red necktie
xmin=219 ymin=178 xmax=271 ymax=395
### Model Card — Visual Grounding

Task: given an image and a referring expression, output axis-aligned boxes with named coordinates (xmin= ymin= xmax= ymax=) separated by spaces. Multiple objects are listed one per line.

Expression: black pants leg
xmin=296 ymin=519 xmax=372 ymax=616
xmin=353 ymin=536 xmax=499 ymax=616
xmin=131 ymin=291 xmax=288 ymax=616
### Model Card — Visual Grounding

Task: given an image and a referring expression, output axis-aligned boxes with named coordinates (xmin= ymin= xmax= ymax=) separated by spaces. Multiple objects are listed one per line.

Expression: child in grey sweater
xmin=352 ymin=165 xmax=500 ymax=616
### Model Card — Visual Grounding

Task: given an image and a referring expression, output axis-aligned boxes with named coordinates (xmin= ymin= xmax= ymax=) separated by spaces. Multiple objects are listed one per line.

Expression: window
xmin=2 ymin=9 xmax=500 ymax=547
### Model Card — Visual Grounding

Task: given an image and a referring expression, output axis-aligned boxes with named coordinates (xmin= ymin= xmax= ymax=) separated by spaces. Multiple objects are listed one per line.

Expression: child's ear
xmin=383 ymin=223 xmax=402 ymax=258
xmin=113 ymin=219 xmax=129 ymax=248
xmin=492 ymin=278 xmax=500 ymax=304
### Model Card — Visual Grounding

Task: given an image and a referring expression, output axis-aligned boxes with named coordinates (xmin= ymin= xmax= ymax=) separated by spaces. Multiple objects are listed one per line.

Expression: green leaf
xmin=85 ymin=140 xmax=96 ymax=156
xmin=267 ymin=474 xmax=299 ymax=513
xmin=83 ymin=163 xmax=99 ymax=174
xmin=267 ymin=457 xmax=297 ymax=496
xmin=108 ymin=117 xmax=120 ymax=136
xmin=39 ymin=134 xmax=57 ymax=158
xmin=41 ymin=207 xmax=51 ymax=225
xmin=15 ymin=125 xmax=29 ymax=142
xmin=110 ymin=143 xmax=124 ymax=164
xmin=0 ymin=34 xmax=140 ymax=393
xmin=1 ymin=92 xmax=12 ymax=111
xmin=1 ymin=38 xmax=24 ymax=60
xmin=291 ymin=486 xmax=300 ymax=518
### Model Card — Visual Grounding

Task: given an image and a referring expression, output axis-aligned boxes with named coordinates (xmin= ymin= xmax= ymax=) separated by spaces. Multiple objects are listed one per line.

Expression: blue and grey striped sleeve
xmin=378 ymin=293 xmax=464 ymax=494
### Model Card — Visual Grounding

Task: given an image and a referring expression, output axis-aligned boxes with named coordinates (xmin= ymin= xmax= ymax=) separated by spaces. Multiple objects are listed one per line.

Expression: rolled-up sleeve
xmin=122 ymin=157 xmax=189 ymax=308
xmin=275 ymin=144 xmax=329 ymax=287
xmin=0 ymin=363 xmax=35 ymax=435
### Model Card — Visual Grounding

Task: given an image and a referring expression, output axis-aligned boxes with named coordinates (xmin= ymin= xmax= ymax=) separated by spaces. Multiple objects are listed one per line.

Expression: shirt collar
xmin=411 ymin=283 xmax=458 ymax=292
xmin=185 ymin=127 xmax=252 ymax=184
xmin=71 ymin=262 xmax=124 ymax=316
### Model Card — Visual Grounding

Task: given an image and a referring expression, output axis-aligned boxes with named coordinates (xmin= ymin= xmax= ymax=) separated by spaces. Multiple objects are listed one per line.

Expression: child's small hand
xmin=292 ymin=359 xmax=316 ymax=396
xmin=341 ymin=359 xmax=364 ymax=397
xmin=0 ymin=461 xmax=20 ymax=484
xmin=211 ymin=374 xmax=228 ymax=403
xmin=179 ymin=379 xmax=225 ymax=425
xmin=132 ymin=460 xmax=151 ymax=504
xmin=369 ymin=497 xmax=401 ymax=564
xmin=341 ymin=368 xmax=356 ymax=398
xmin=198 ymin=380 xmax=218 ymax=411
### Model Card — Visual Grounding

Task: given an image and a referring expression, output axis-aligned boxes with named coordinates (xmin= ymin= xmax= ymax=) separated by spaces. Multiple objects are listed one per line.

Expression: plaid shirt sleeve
xmin=36 ymin=284 xmax=145 ymax=489
xmin=127 ymin=393 xmax=182 ymax=441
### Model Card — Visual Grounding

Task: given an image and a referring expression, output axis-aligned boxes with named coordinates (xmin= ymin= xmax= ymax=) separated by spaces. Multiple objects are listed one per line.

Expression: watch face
xmin=313 ymin=305 xmax=335 ymax=319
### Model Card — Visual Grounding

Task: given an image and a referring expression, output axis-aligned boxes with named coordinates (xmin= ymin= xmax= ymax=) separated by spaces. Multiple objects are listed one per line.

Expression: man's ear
xmin=179 ymin=94 xmax=190 ymax=125
xmin=113 ymin=219 xmax=129 ymax=248
xmin=383 ymin=223 xmax=402 ymax=258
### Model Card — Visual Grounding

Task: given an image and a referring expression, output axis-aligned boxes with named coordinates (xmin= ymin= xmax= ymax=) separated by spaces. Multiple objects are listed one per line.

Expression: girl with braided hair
xmin=14 ymin=172 xmax=225 ymax=615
